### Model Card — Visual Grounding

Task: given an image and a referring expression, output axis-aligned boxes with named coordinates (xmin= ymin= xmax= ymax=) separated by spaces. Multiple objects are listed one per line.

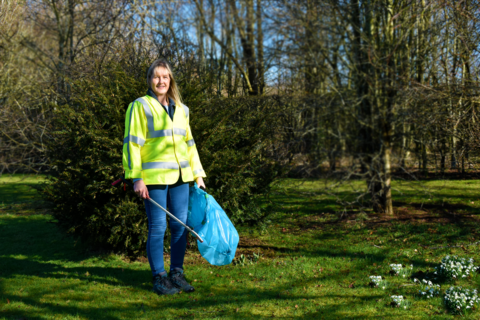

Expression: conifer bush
xmin=190 ymin=96 xmax=284 ymax=225
xmin=42 ymin=60 xmax=149 ymax=255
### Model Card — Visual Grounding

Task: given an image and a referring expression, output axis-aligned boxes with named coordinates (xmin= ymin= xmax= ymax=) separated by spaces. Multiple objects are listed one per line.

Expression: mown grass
xmin=0 ymin=174 xmax=46 ymax=205
xmin=2 ymin=175 xmax=480 ymax=319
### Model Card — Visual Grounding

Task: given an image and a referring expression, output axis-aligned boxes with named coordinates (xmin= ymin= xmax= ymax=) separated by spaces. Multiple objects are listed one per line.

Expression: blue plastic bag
xmin=187 ymin=183 xmax=239 ymax=266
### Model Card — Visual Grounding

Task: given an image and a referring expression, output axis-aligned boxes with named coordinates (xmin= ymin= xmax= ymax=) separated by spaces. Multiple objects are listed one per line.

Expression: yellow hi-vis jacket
xmin=122 ymin=95 xmax=206 ymax=185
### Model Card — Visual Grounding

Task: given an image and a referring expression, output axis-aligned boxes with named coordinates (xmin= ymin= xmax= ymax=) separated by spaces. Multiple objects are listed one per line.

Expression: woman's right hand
xmin=134 ymin=180 xmax=149 ymax=199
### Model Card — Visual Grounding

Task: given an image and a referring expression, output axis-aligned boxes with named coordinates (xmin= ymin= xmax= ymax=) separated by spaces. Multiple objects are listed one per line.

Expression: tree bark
xmin=256 ymin=0 xmax=264 ymax=94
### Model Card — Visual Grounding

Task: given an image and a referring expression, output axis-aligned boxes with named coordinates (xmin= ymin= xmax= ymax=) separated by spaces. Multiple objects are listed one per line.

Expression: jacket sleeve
xmin=185 ymin=109 xmax=206 ymax=179
xmin=123 ymin=101 xmax=147 ymax=179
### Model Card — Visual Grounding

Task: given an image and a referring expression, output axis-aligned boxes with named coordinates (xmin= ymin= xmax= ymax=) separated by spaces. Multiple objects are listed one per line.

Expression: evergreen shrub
xmin=42 ymin=61 xmax=149 ymax=256
xmin=190 ymin=96 xmax=284 ymax=225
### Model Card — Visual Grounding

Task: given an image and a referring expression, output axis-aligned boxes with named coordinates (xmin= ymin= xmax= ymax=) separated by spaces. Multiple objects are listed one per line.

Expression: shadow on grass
xmin=1 ymin=213 xmax=428 ymax=319
xmin=1 ymin=283 xmax=394 ymax=320
xmin=0 ymin=182 xmax=42 ymax=205
xmin=0 ymin=250 xmax=404 ymax=320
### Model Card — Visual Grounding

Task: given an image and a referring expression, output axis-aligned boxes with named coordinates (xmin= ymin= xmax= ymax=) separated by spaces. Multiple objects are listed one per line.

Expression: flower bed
xmin=369 ymin=275 xmax=388 ymax=289
xmin=390 ymin=263 xmax=413 ymax=278
xmin=414 ymin=278 xmax=440 ymax=299
xmin=435 ymin=255 xmax=478 ymax=280
xmin=391 ymin=295 xmax=410 ymax=309
xmin=444 ymin=286 xmax=480 ymax=315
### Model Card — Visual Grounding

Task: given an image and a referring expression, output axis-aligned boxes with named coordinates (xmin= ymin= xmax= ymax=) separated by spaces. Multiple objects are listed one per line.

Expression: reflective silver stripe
xmin=193 ymin=169 xmax=204 ymax=175
xmin=142 ymin=161 xmax=191 ymax=170
xmin=173 ymin=128 xmax=186 ymax=136
xmin=142 ymin=162 xmax=179 ymax=170
xmin=136 ymin=98 xmax=155 ymax=134
xmin=182 ymin=104 xmax=189 ymax=118
xmin=123 ymin=135 xmax=145 ymax=146
xmin=186 ymin=139 xmax=195 ymax=147
xmin=148 ymin=129 xmax=172 ymax=139
xmin=126 ymin=102 xmax=135 ymax=170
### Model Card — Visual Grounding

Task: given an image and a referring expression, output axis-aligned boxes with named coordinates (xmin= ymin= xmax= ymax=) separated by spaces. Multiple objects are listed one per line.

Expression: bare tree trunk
xmin=382 ymin=129 xmax=393 ymax=215
xmin=197 ymin=0 xmax=205 ymax=69
xmin=256 ymin=0 xmax=264 ymax=94
xmin=245 ymin=0 xmax=258 ymax=95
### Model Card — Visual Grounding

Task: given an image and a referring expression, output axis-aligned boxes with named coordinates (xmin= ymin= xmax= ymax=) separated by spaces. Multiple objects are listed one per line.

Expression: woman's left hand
xmin=196 ymin=177 xmax=206 ymax=190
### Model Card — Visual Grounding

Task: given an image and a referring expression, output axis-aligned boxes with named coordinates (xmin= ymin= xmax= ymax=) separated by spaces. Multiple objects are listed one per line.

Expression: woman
xmin=122 ymin=59 xmax=206 ymax=295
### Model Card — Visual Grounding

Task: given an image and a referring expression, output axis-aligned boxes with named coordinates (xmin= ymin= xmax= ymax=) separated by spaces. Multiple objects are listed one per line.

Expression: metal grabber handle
xmin=112 ymin=177 xmax=204 ymax=243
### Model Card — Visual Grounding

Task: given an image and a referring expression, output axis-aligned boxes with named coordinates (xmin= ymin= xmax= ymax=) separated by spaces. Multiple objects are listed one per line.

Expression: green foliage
xmin=190 ymin=96 xmax=285 ymax=225
xmin=233 ymin=252 xmax=261 ymax=267
xmin=41 ymin=59 xmax=149 ymax=255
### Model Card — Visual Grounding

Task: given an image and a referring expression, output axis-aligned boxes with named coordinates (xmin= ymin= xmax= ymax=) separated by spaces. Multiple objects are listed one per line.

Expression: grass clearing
xmin=0 ymin=174 xmax=46 ymax=205
xmin=2 ymin=175 xmax=480 ymax=319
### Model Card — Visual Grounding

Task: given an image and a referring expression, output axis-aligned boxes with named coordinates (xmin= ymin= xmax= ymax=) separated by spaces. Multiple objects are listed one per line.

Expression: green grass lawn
xmin=0 ymin=174 xmax=46 ymax=205
xmin=2 ymin=175 xmax=480 ymax=319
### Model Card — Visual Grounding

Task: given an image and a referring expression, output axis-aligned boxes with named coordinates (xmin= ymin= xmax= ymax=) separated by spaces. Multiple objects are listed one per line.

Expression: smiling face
xmin=150 ymin=66 xmax=171 ymax=101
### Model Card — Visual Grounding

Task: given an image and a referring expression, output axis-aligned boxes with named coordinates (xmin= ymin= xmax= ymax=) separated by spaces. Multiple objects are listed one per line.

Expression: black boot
xmin=169 ymin=269 xmax=195 ymax=292
xmin=152 ymin=273 xmax=180 ymax=295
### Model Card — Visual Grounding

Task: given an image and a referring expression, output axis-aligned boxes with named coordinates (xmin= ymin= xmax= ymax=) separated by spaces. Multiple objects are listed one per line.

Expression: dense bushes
xmin=42 ymin=56 xmax=283 ymax=256
xmin=42 ymin=61 xmax=149 ymax=255
xmin=190 ymin=96 xmax=284 ymax=225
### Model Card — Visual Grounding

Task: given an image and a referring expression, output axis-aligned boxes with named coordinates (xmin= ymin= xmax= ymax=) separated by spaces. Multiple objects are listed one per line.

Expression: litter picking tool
xmin=112 ymin=177 xmax=204 ymax=243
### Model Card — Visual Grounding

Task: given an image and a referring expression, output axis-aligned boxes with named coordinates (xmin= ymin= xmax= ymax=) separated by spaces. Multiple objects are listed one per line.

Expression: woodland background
xmin=1 ymin=0 xmax=480 ymax=253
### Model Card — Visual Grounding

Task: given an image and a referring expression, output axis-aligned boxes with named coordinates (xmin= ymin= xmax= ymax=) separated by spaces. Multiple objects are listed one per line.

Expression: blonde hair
xmin=147 ymin=59 xmax=184 ymax=106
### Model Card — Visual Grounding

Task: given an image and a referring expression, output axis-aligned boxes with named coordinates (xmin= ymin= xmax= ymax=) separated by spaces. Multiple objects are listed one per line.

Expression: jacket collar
xmin=146 ymin=88 xmax=175 ymax=108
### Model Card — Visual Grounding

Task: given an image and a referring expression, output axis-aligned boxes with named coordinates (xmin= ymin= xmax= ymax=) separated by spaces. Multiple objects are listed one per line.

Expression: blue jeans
xmin=144 ymin=181 xmax=189 ymax=276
